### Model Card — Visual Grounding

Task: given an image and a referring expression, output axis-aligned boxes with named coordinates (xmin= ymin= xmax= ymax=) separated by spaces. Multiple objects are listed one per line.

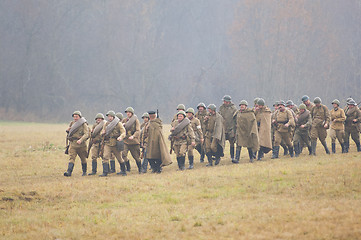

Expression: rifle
xmin=170 ymin=138 xmax=174 ymax=154
xmin=65 ymin=131 xmax=69 ymax=155
xmin=157 ymin=109 xmax=159 ymax=118
xmin=87 ymin=135 xmax=93 ymax=158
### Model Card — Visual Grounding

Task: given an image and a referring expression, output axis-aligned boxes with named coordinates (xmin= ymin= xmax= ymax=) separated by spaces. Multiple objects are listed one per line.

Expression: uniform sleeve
xmin=132 ymin=119 xmax=141 ymax=139
xmin=324 ymin=106 xmax=331 ymax=124
xmin=356 ymin=108 xmax=361 ymax=122
xmin=196 ymin=119 xmax=204 ymax=139
xmin=335 ymin=109 xmax=346 ymax=122
xmin=79 ymin=123 xmax=90 ymax=142
xmin=305 ymin=114 xmax=312 ymax=128
xmin=287 ymin=110 xmax=295 ymax=127
xmin=118 ymin=122 xmax=126 ymax=139
xmin=188 ymin=124 xmax=195 ymax=142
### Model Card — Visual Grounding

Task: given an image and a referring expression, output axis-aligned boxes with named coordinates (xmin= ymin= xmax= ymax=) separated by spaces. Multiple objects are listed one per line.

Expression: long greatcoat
xmin=234 ymin=108 xmax=259 ymax=152
xmin=256 ymin=107 xmax=272 ymax=152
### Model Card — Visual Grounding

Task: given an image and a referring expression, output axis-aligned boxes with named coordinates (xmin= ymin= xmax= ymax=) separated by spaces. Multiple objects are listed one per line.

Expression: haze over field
xmin=0 ymin=0 xmax=360 ymax=122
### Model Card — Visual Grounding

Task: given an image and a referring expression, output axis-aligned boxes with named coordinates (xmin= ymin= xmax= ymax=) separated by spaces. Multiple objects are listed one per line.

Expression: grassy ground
xmin=0 ymin=122 xmax=361 ymax=240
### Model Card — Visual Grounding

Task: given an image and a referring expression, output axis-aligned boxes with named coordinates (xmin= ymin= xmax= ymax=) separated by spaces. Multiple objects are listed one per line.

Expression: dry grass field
xmin=1 ymin=121 xmax=361 ymax=240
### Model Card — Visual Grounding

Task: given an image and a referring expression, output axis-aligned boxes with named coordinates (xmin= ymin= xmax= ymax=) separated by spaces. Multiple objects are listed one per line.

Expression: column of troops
xmin=63 ymin=95 xmax=361 ymax=177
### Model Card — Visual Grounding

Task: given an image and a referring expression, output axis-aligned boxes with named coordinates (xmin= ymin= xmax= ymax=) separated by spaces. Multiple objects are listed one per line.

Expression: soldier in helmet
xmin=219 ymin=95 xmax=237 ymax=162
xmin=310 ymin=97 xmax=331 ymax=155
xmin=171 ymin=104 xmax=186 ymax=127
xmin=169 ymin=110 xmax=195 ymax=170
xmin=122 ymin=107 xmax=142 ymax=173
xmin=88 ymin=113 xmax=106 ymax=175
xmin=271 ymin=101 xmax=295 ymax=159
xmin=293 ymin=104 xmax=312 ymax=157
xmin=302 ymin=95 xmax=314 ymax=112
xmin=195 ymin=102 xmax=207 ymax=162
xmin=271 ymin=101 xmax=289 ymax=156
xmin=255 ymin=98 xmax=272 ymax=160
xmin=100 ymin=111 xmax=126 ymax=176
xmin=64 ymin=111 xmax=90 ymax=177
xmin=286 ymin=100 xmax=299 ymax=115
xmin=186 ymin=108 xmax=204 ymax=169
xmin=140 ymin=112 xmax=150 ymax=173
xmin=344 ymin=100 xmax=361 ymax=152
xmin=204 ymin=104 xmax=225 ymax=166
xmin=233 ymin=100 xmax=259 ymax=163
xmin=116 ymin=112 xmax=124 ymax=121
xmin=329 ymin=99 xmax=346 ymax=153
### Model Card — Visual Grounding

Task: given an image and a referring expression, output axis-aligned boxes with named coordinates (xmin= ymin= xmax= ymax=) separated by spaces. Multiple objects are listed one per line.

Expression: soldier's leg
xmin=282 ymin=132 xmax=294 ymax=157
xmin=77 ymin=146 xmax=88 ymax=176
xmin=179 ymin=144 xmax=188 ymax=170
xmin=310 ymin=126 xmax=319 ymax=155
xmin=122 ymin=144 xmax=131 ymax=172
xmin=336 ymin=130 xmax=345 ymax=153
xmin=205 ymin=137 xmax=213 ymax=167
xmin=88 ymin=145 xmax=99 ymax=175
xmin=187 ymin=144 xmax=194 ymax=169
xmin=173 ymin=145 xmax=182 ymax=170
xmin=229 ymin=136 xmax=235 ymax=161
xmin=318 ymin=127 xmax=330 ymax=154
xmin=129 ymin=144 xmax=142 ymax=173
xmin=64 ymin=145 xmax=76 ymax=177
xmin=109 ymin=152 xmax=116 ymax=174
xmin=300 ymin=132 xmax=312 ymax=155
xmin=272 ymin=131 xmax=282 ymax=159
xmin=350 ymin=129 xmax=361 ymax=152
xmin=280 ymin=139 xmax=288 ymax=156
xmin=293 ymin=131 xmax=301 ymax=157
xmin=99 ymin=145 xmax=111 ymax=177
xmin=141 ymin=150 xmax=148 ymax=173
xmin=329 ymin=129 xmax=337 ymax=153
xmin=343 ymin=129 xmax=351 ymax=153
xmin=233 ymin=145 xmax=241 ymax=164
xmin=113 ymin=147 xmax=126 ymax=176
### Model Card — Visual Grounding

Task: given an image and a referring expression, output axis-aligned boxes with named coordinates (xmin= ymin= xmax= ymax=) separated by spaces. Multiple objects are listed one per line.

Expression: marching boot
xmin=356 ymin=141 xmax=361 ymax=152
xmin=64 ymin=162 xmax=74 ymax=177
xmin=230 ymin=146 xmax=235 ymax=162
xmin=200 ymin=151 xmax=205 ymax=163
xmin=294 ymin=143 xmax=300 ymax=157
xmin=289 ymin=146 xmax=294 ymax=158
xmin=281 ymin=144 xmax=288 ymax=156
xmin=188 ymin=156 xmax=194 ymax=169
xmin=271 ymin=146 xmax=279 ymax=159
xmin=141 ymin=158 xmax=148 ymax=173
xmin=253 ymin=151 xmax=257 ymax=160
xmin=332 ymin=143 xmax=336 ymax=154
xmin=125 ymin=161 xmax=131 ymax=172
xmin=148 ymin=159 xmax=157 ymax=173
xmin=257 ymin=148 xmax=264 ymax=161
xmin=341 ymin=143 xmax=346 ymax=153
xmin=232 ymin=147 xmax=241 ymax=164
xmin=136 ymin=160 xmax=142 ymax=174
xmin=154 ymin=159 xmax=162 ymax=173
xmin=81 ymin=163 xmax=87 ymax=176
xmin=88 ymin=161 xmax=97 ymax=175
xmin=117 ymin=162 xmax=127 ymax=176
xmin=311 ymin=140 xmax=317 ymax=156
xmin=206 ymin=153 xmax=213 ymax=167
xmin=321 ymin=141 xmax=330 ymax=154
xmin=109 ymin=160 xmax=116 ymax=173
xmin=180 ymin=156 xmax=186 ymax=170
xmin=176 ymin=157 xmax=181 ymax=170
xmin=307 ymin=145 xmax=312 ymax=155
xmin=247 ymin=148 xmax=254 ymax=163
xmin=99 ymin=163 xmax=109 ymax=177
xmin=344 ymin=141 xmax=349 ymax=153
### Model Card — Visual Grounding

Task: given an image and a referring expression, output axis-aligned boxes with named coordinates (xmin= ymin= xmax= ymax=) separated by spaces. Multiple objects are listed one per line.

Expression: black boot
xmin=214 ymin=154 xmax=221 ymax=165
xmin=247 ymin=148 xmax=254 ymax=163
xmin=341 ymin=143 xmax=346 ymax=153
xmin=294 ymin=143 xmax=300 ymax=157
xmin=321 ymin=141 xmax=330 ymax=154
xmin=88 ymin=161 xmax=97 ymax=175
xmin=307 ymin=145 xmax=312 ymax=155
xmin=271 ymin=146 xmax=279 ymax=159
xmin=141 ymin=158 xmax=148 ymax=173
xmin=176 ymin=157 xmax=181 ymax=170
xmin=230 ymin=146 xmax=235 ymax=162
xmin=289 ymin=146 xmax=294 ymax=157
xmin=332 ymin=143 xmax=336 ymax=154
xmin=311 ymin=140 xmax=317 ymax=156
xmin=188 ymin=156 xmax=194 ymax=169
xmin=180 ymin=156 xmax=186 ymax=170
xmin=344 ymin=141 xmax=349 ymax=153
xmin=200 ymin=151 xmax=205 ymax=163
xmin=253 ymin=151 xmax=257 ymax=160
xmin=356 ymin=142 xmax=361 ymax=152
xmin=232 ymin=147 xmax=241 ymax=163
xmin=148 ymin=159 xmax=156 ymax=173
xmin=136 ymin=161 xmax=142 ymax=174
xmin=257 ymin=148 xmax=264 ymax=161
xmin=99 ymin=163 xmax=109 ymax=177
xmin=206 ymin=153 xmax=213 ymax=167
xmin=281 ymin=144 xmax=288 ymax=156
xmin=64 ymin=162 xmax=74 ymax=177
xmin=125 ymin=161 xmax=131 ymax=172
xmin=117 ymin=162 xmax=127 ymax=176
xmin=154 ymin=159 xmax=162 ymax=173
xmin=81 ymin=163 xmax=87 ymax=176
xmin=109 ymin=160 xmax=116 ymax=173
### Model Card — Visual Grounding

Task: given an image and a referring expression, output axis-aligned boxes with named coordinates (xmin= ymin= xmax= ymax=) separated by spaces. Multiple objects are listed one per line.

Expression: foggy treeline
xmin=0 ymin=0 xmax=360 ymax=122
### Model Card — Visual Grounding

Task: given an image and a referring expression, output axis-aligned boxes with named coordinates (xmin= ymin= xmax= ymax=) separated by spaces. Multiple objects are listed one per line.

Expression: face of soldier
xmin=349 ymin=104 xmax=355 ymax=109
xmin=303 ymin=100 xmax=310 ymax=105
xmin=278 ymin=105 xmax=285 ymax=111
xmin=198 ymin=106 xmax=205 ymax=111
xmin=149 ymin=114 xmax=156 ymax=120
xmin=126 ymin=112 xmax=133 ymax=118
xmin=224 ymin=101 xmax=230 ymax=105
xmin=240 ymin=105 xmax=247 ymax=111
xmin=208 ymin=109 xmax=215 ymax=115
xmin=143 ymin=117 xmax=149 ymax=123
xmin=333 ymin=103 xmax=339 ymax=109
xmin=108 ymin=115 xmax=114 ymax=121
xmin=300 ymin=109 xmax=305 ymax=114
xmin=73 ymin=114 xmax=80 ymax=122
xmin=177 ymin=114 xmax=185 ymax=121
xmin=186 ymin=112 xmax=193 ymax=119
xmin=315 ymin=103 xmax=321 ymax=107
xmin=96 ymin=118 xmax=103 ymax=123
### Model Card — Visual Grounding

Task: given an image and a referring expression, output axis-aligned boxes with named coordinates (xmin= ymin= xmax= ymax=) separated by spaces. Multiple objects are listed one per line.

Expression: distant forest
xmin=1 ymin=0 xmax=360 ymax=122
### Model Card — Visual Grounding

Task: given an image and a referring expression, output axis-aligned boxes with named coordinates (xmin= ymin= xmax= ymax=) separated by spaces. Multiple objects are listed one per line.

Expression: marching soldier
xmin=171 ymin=104 xmax=186 ymax=127
xmin=140 ymin=112 xmax=150 ymax=173
xmin=329 ymin=99 xmax=346 ymax=153
xmin=344 ymin=100 xmax=361 ymax=152
xmin=310 ymin=97 xmax=331 ymax=155
xmin=186 ymin=108 xmax=203 ymax=169
xmin=145 ymin=111 xmax=172 ymax=173
xmin=255 ymin=98 xmax=272 ymax=160
xmin=233 ymin=100 xmax=259 ymax=163
xmin=88 ymin=113 xmax=106 ymax=175
xmin=293 ymin=104 xmax=312 ymax=157
xmin=286 ymin=100 xmax=299 ymax=115
xmin=116 ymin=112 xmax=124 ymax=121
xmin=100 ymin=111 xmax=126 ymax=176
xmin=169 ymin=110 xmax=195 ymax=170
xmin=302 ymin=95 xmax=315 ymax=112
xmin=219 ymin=95 xmax=237 ymax=162
xmin=64 ymin=111 xmax=90 ymax=177
xmin=271 ymin=101 xmax=289 ymax=156
xmin=122 ymin=107 xmax=142 ymax=173
xmin=271 ymin=101 xmax=295 ymax=159
xmin=204 ymin=104 xmax=225 ymax=166
xmin=195 ymin=102 xmax=207 ymax=162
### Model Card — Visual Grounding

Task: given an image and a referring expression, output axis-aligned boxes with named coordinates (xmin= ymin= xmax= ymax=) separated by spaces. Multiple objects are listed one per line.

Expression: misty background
xmin=0 ymin=0 xmax=360 ymax=123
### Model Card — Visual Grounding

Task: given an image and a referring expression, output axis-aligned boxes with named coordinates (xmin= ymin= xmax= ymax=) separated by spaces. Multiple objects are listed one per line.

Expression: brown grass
xmin=0 ymin=122 xmax=361 ymax=240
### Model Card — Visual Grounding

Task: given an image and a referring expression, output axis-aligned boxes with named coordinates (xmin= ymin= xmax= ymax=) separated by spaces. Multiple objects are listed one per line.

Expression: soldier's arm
xmin=188 ymin=125 xmax=195 ymax=143
xmin=356 ymin=109 xmax=361 ymax=122
xmin=118 ymin=123 xmax=126 ymax=140
xmin=79 ymin=123 xmax=90 ymax=143
xmin=132 ymin=119 xmax=141 ymax=139
xmin=305 ymin=114 xmax=312 ymax=128
xmin=335 ymin=110 xmax=346 ymax=122
xmin=324 ymin=106 xmax=331 ymax=124
xmin=196 ymin=119 xmax=204 ymax=139
xmin=287 ymin=110 xmax=295 ymax=126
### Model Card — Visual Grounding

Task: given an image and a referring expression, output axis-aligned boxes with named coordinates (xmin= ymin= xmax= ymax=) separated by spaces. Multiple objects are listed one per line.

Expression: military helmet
xmin=177 ymin=110 xmax=186 ymax=117
xmin=222 ymin=95 xmax=232 ymax=102
xmin=95 ymin=113 xmax=104 ymax=120
xmin=348 ymin=99 xmax=357 ymax=106
xmin=346 ymin=98 xmax=354 ymax=104
xmin=257 ymin=98 xmax=265 ymax=106
xmin=125 ymin=107 xmax=134 ymax=114
xmin=142 ymin=112 xmax=149 ymax=119
xmin=207 ymin=104 xmax=216 ymax=111
xmin=197 ymin=102 xmax=206 ymax=109
xmin=301 ymin=95 xmax=310 ymax=102
xmin=299 ymin=104 xmax=306 ymax=110
xmin=116 ymin=112 xmax=123 ymax=120
xmin=186 ymin=107 xmax=195 ymax=115
xmin=239 ymin=100 xmax=248 ymax=106
xmin=106 ymin=110 xmax=116 ymax=117
xmin=72 ymin=110 xmax=82 ymax=117
xmin=254 ymin=97 xmax=260 ymax=105
xmin=331 ymin=99 xmax=340 ymax=106
xmin=278 ymin=100 xmax=286 ymax=106
xmin=273 ymin=101 xmax=279 ymax=107
xmin=314 ymin=97 xmax=322 ymax=104
xmin=286 ymin=100 xmax=294 ymax=106
xmin=177 ymin=104 xmax=185 ymax=110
